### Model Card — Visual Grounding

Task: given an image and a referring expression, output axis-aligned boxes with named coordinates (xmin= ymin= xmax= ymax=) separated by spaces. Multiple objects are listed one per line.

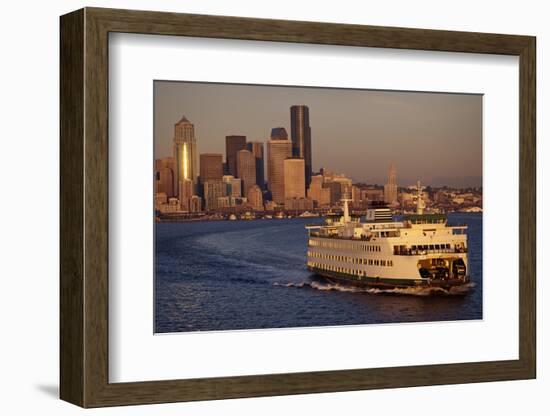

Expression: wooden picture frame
xmin=60 ymin=7 xmax=536 ymax=408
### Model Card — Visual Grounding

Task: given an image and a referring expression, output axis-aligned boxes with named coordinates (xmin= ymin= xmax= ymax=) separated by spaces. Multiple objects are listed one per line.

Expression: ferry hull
xmin=307 ymin=266 xmax=470 ymax=290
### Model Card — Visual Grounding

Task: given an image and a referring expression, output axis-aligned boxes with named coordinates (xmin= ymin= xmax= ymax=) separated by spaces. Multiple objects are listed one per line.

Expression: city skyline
xmin=154 ymin=81 xmax=482 ymax=187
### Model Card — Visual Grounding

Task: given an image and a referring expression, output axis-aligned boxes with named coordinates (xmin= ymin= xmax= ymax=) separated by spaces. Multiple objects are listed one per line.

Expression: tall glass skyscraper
xmin=225 ymin=135 xmax=247 ymax=177
xmin=173 ymin=115 xmax=197 ymax=197
xmin=290 ymin=105 xmax=312 ymax=188
xmin=246 ymin=141 xmax=265 ymax=190
xmin=267 ymin=128 xmax=292 ymax=204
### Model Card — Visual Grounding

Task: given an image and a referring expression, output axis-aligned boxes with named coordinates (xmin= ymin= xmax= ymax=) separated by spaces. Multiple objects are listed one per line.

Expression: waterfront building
xmin=307 ymin=175 xmax=331 ymax=207
xmin=154 ymin=192 xmax=167 ymax=210
xmin=267 ymin=136 xmax=292 ymax=204
xmin=189 ymin=195 xmax=202 ymax=213
xmin=222 ymin=175 xmax=242 ymax=197
xmin=173 ymin=115 xmax=198 ymax=196
xmin=199 ymin=153 xmax=223 ymax=182
xmin=236 ymin=149 xmax=256 ymax=194
xmin=203 ymin=180 xmax=226 ymax=211
xmin=290 ymin=105 xmax=312 ymax=188
xmin=225 ymin=135 xmax=247 ymax=177
xmin=155 ymin=157 xmax=175 ymax=197
xmin=285 ymin=197 xmax=314 ymax=211
xmin=217 ymin=196 xmax=231 ymax=209
xmin=247 ymin=185 xmax=263 ymax=210
xmin=384 ymin=163 xmax=398 ymax=205
xmin=231 ymin=196 xmax=248 ymax=206
xmin=284 ymin=158 xmax=306 ymax=199
xmin=158 ymin=197 xmax=181 ymax=213
xmin=246 ymin=141 xmax=265 ymax=189
xmin=264 ymin=200 xmax=278 ymax=211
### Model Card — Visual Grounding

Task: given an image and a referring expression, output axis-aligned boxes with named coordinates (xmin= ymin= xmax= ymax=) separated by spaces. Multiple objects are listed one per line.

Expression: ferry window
xmin=446 ymin=243 xmax=451 ymax=249
xmin=429 ymin=245 xmax=434 ymax=250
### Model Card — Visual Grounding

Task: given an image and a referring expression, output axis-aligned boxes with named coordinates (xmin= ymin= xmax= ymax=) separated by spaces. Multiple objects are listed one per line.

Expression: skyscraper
xmin=290 ymin=105 xmax=312 ymax=188
xmin=155 ymin=157 xmax=175 ymax=198
xmin=203 ymin=180 xmax=226 ymax=211
xmin=246 ymin=141 xmax=265 ymax=189
xmin=307 ymin=175 xmax=331 ymax=206
xmin=384 ymin=163 xmax=398 ymax=205
xmin=236 ymin=149 xmax=256 ymax=194
xmin=267 ymin=132 xmax=292 ymax=204
xmin=247 ymin=185 xmax=263 ymax=210
xmin=222 ymin=175 xmax=242 ymax=197
xmin=199 ymin=153 xmax=223 ymax=182
xmin=173 ymin=115 xmax=197 ymax=196
xmin=225 ymin=135 xmax=247 ymax=177
xmin=270 ymin=127 xmax=288 ymax=140
xmin=283 ymin=158 xmax=306 ymax=199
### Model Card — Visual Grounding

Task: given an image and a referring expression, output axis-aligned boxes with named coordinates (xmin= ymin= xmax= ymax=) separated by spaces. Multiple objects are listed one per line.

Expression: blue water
xmin=155 ymin=213 xmax=482 ymax=333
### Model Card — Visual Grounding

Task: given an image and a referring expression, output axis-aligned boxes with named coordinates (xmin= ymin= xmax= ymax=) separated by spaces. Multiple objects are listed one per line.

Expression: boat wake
xmin=273 ymin=281 xmax=476 ymax=296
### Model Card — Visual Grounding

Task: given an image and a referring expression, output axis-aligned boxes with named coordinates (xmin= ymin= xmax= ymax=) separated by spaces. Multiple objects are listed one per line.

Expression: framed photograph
xmin=60 ymin=7 xmax=536 ymax=408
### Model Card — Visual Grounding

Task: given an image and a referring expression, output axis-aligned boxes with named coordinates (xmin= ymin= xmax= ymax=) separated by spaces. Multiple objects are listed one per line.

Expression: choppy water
xmin=155 ymin=213 xmax=482 ymax=333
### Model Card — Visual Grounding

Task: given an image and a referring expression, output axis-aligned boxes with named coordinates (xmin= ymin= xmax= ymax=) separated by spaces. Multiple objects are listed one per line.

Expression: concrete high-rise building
xmin=222 ymin=175 xmax=242 ymax=197
xmin=267 ymin=137 xmax=292 ymax=204
xmin=307 ymin=175 xmax=331 ymax=206
xmin=384 ymin=163 xmax=398 ymax=205
xmin=225 ymin=135 xmax=247 ymax=177
xmin=333 ymin=176 xmax=353 ymax=199
xmin=290 ymin=105 xmax=312 ymax=188
xmin=326 ymin=181 xmax=342 ymax=205
xmin=284 ymin=158 xmax=306 ymax=199
xmin=351 ymin=185 xmax=362 ymax=207
xmin=173 ymin=115 xmax=198 ymax=196
xmin=199 ymin=153 xmax=223 ymax=182
xmin=203 ymin=180 xmax=226 ymax=211
xmin=236 ymin=149 xmax=256 ymax=194
xmin=247 ymin=185 xmax=263 ymax=210
xmin=178 ymin=178 xmax=194 ymax=211
xmin=246 ymin=141 xmax=265 ymax=189
xmin=155 ymin=157 xmax=175 ymax=198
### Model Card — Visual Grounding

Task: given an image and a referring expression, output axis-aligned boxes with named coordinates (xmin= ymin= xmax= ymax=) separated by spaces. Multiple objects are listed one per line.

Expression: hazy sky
xmin=154 ymin=81 xmax=482 ymax=187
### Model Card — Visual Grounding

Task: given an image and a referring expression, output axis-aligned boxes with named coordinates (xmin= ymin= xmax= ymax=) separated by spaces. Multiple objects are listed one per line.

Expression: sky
xmin=154 ymin=81 xmax=482 ymax=187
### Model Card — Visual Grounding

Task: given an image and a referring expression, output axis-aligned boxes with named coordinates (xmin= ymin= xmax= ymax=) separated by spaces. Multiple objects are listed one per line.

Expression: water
xmin=155 ymin=213 xmax=482 ymax=333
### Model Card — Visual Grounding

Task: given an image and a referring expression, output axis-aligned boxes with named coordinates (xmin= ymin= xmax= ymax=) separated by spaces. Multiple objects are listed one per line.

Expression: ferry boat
xmin=305 ymin=183 xmax=469 ymax=289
